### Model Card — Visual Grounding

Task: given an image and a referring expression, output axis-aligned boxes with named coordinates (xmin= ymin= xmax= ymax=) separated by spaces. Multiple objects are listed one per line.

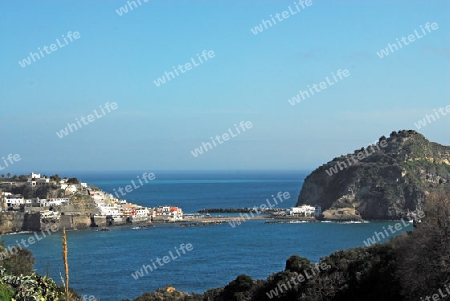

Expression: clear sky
xmin=1 ymin=0 xmax=448 ymax=173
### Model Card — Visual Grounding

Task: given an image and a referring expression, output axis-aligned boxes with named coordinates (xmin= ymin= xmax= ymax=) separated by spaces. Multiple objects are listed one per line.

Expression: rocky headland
xmin=296 ymin=130 xmax=450 ymax=220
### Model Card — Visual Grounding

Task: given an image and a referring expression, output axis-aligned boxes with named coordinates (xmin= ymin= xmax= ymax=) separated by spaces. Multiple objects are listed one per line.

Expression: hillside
xmin=296 ymin=130 xmax=450 ymax=220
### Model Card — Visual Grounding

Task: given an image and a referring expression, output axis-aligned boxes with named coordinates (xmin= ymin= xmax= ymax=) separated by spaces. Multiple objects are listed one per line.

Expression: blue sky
xmin=1 ymin=0 xmax=449 ymax=173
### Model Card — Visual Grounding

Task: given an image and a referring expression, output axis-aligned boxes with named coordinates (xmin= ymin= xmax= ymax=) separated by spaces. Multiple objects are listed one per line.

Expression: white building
xmin=97 ymin=203 xmax=121 ymax=217
xmin=30 ymin=172 xmax=41 ymax=179
xmin=91 ymin=191 xmax=108 ymax=203
xmin=36 ymin=178 xmax=50 ymax=186
xmin=79 ymin=183 xmax=88 ymax=188
xmin=134 ymin=207 xmax=149 ymax=218
xmin=27 ymin=172 xmax=53 ymax=187
xmin=290 ymin=205 xmax=316 ymax=216
xmin=5 ymin=194 xmax=24 ymax=207
xmin=152 ymin=206 xmax=183 ymax=220
xmin=39 ymin=198 xmax=69 ymax=207
xmin=40 ymin=210 xmax=60 ymax=219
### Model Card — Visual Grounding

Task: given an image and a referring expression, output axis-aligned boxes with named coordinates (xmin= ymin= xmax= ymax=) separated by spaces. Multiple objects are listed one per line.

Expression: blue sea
xmin=2 ymin=171 xmax=414 ymax=300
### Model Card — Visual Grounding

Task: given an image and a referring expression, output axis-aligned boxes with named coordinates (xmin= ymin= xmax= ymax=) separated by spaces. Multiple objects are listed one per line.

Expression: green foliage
xmin=0 ymin=282 xmax=14 ymax=300
xmin=0 ymin=243 xmax=35 ymax=276
xmin=50 ymin=174 xmax=61 ymax=183
xmin=67 ymin=178 xmax=79 ymax=184
xmin=217 ymin=274 xmax=256 ymax=301
xmin=0 ymin=267 xmax=66 ymax=300
xmin=285 ymin=255 xmax=311 ymax=273
xmin=395 ymin=191 xmax=450 ymax=299
xmin=0 ymin=240 xmax=82 ymax=301
xmin=0 ymin=174 xmax=28 ymax=183
xmin=11 ymin=184 xmax=64 ymax=199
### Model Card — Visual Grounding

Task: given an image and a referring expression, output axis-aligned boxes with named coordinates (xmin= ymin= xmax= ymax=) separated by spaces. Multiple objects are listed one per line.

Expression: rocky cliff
xmin=296 ymin=130 xmax=450 ymax=220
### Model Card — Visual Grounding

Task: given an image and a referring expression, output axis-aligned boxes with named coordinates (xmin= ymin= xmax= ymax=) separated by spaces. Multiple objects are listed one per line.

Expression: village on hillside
xmin=0 ymin=172 xmax=328 ymax=232
xmin=0 ymin=172 xmax=184 ymax=224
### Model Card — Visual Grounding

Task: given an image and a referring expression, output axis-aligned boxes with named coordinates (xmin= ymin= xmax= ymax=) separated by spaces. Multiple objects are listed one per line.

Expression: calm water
xmin=2 ymin=171 xmax=413 ymax=300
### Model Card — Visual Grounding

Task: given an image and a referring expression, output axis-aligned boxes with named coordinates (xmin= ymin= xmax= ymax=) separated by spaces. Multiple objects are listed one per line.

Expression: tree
xmin=50 ymin=174 xmax=61 ymax=183
xmin=35 ymin=186 xmax=50 ymax=199
xmin=67 ymin=178 xmax=79 ymax=184
xmin=396 ymin=191 xmax=450 ymax=299
xmin=221 ymin=274 xmax=256 ymax=301
xmin=0 ymin=244 xmax=35 ymax=276
xmin=6 ymin=173 xmax=10 ymax=179
xmin=285 ymin=255 xmax=311 ymax=273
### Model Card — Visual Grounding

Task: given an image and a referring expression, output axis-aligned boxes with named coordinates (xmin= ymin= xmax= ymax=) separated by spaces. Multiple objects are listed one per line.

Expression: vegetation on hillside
xmin=0 ymin=230 xmax=82 ymax=300
xmin=297 ymin=130 xmax=450 ymax=219
xmin=0 ymin=174 xmax=28 ymax=183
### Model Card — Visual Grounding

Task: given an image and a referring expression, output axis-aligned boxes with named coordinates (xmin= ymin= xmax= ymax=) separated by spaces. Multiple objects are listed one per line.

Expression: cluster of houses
xmin=1 ymin=193 xmax=71 ymax=209
xmin=0 ymin=172 xmax=185 ymax=222
xmin=151 ymin=206 xmax=184 ymax=221
xmin=27 ymin=172 xmax=88 ymax=193
xmin=88 ymin=189 xmax=184 ymax=221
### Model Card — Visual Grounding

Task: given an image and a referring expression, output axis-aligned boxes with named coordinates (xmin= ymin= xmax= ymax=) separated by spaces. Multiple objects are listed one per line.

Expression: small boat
xmin=131 ymin=224 xmax=154 ymax=230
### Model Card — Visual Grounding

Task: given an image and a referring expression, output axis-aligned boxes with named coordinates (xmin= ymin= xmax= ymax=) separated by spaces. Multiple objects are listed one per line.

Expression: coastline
xmin=2 ymin=210 xmax=423 ymax=236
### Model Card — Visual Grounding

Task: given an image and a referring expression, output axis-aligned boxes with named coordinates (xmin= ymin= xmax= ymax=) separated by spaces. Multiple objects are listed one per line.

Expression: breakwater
xmin=197 ymin=208 xmax=285 ymax=213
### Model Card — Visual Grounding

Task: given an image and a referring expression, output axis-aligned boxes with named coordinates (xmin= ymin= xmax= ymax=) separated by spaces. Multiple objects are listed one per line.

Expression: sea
xmin=2 ymin=171 xmax=414 ymax=300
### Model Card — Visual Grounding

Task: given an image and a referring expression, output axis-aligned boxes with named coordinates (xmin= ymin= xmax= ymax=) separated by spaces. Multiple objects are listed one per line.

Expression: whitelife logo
xmin=190 ymin=121 xmax=253 ymax=158
xmin=227 ymin=191 xmax=290 ymax=228
xmin=419 ymin=283 xmax=450 ymax=301
xmin=250 ymin=0 xmax=313 ymax=35
xmin=0 ymin=225 xmax=58 ymax=260
xmin=265 ymin=262 xmax=329 ymax=299
xmin=18 ymin=31 xmax=81 ymax=68
xmin=112 ymin=172 xmax=155 ymax=198
xmin=0 ymin=154 xmax=21 ymax=171
xmin=414 ymin=105 xmax=450 ymax=129
xmin=115 ymin=0 xmax=149 ymax=16
xmin=325 ymin=139 xmax=388 ymax=176
xmin=56 ymin=102 xmax=118 ymax=139
xmin=131 ymin=243 xmax=193 ymax=279
xmin=362 ymin=209 xmax=424 ymax=247
xmin=153 ymin=50 xmax=215 ymax=87
xmin=287 ymin=69 xmax=350 ymax=106
xmin=376 ymin=22 xmax=438 ymax=58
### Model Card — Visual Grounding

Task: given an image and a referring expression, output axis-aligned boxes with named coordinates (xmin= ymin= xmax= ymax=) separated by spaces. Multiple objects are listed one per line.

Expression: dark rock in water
xmin=296 ymin=130 xmax=450 ymax=220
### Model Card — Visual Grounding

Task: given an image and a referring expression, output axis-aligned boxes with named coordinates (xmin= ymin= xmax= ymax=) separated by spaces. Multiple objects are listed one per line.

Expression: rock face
xmin=296 ymin=130 xmax=450 ymax=220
